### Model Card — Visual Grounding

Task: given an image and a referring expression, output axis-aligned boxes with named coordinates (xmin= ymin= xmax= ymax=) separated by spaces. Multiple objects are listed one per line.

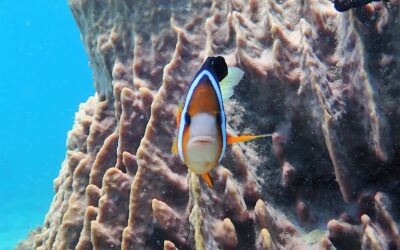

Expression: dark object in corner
xmin=334 ymin=0 xmax=383 ymax=12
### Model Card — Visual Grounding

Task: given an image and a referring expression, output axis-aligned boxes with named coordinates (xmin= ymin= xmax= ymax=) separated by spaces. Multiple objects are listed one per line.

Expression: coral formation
xmin=17 ymin=0 xmax=400 ymax=249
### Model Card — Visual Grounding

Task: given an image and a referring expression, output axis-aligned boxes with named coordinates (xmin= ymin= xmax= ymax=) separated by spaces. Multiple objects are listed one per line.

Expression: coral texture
xmin=17 ymin=0 xmax=400 ymax=249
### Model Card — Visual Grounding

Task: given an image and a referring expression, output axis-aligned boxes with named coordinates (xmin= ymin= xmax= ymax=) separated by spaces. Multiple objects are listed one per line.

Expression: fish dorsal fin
xmin=220 ymin=67 xmax=244 ymax=101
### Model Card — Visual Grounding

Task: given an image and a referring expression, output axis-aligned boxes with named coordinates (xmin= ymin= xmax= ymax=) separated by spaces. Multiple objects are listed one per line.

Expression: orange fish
xmin=172 ymin=56 xmax=270 ymax=188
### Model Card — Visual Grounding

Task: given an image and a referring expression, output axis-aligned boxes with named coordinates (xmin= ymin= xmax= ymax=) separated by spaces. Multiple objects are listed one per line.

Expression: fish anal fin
xmin=227 ymin=133 xmax=272 ymax=145
xmin=171 ymin=136 xmax=178 ymax=155
xmin=201 ymin=173 xmax=214 ymax=188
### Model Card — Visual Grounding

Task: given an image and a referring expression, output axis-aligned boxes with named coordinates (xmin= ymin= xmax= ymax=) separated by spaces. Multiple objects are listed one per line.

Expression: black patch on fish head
xmin=202 ymin=56 xmax=228 ymax=82
xmin=210 ymin=56 xmax=228 ymax=81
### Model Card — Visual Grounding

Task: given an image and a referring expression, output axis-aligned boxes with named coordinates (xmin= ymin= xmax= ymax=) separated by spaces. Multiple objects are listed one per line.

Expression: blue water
xmin=0 ymin=1 xmax=92 ymax=249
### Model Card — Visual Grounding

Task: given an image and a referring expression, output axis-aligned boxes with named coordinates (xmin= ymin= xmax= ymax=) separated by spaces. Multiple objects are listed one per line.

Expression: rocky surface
xmin=17 ymin=0 xmax=400 ymax=249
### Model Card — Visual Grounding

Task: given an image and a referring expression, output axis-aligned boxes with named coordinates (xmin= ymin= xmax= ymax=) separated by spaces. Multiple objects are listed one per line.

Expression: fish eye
xmin=185 ymin=113 xmax=191 ymax=125
xmin=216 ymin=112 xmax=222 ymax=125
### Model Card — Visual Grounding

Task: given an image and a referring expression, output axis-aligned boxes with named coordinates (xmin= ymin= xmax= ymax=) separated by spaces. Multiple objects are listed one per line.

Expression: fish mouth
xmin=188 ymin=136 xmax=216 ymax=145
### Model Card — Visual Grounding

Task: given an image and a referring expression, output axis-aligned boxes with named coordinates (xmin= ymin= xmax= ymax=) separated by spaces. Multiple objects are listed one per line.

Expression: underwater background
xmin=0 ymin=1 xmax=92 ymax=249
xmin=2 ymin=0 xmax=400 ymax=249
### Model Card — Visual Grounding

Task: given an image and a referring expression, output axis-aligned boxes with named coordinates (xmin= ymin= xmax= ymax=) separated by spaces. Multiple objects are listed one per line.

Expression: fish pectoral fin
xmin=201 ymin=173 xmax=214 ymax=188
xmin=171 ymin=136 xmax=178 ymax=155
xmin=172 ymin=99 xmax=184 ymax=155
xmin=176 ymin=99 xmax=184 ymax=127
xmin=219 ymin=66 xmax=244 ymax=101
xmin=227 ymin=133 xmax=272 ymax=145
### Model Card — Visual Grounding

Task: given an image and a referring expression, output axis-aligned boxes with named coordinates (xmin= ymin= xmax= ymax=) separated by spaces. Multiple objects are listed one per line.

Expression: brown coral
xmin=17 ymin=0 xmax=400 ymax=249
xmin=327 ymin=192 xmax=400 ymax=249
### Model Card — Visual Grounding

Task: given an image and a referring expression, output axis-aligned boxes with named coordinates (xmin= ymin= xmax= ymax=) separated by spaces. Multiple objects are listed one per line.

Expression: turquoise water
xmin=0 ymin=1 xmax=92 ymax=249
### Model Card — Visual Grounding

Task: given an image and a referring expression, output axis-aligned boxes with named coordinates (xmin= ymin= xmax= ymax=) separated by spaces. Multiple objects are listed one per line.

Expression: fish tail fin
xmin=220 ymin=67 xmax=244 ymax=101
xmin=227 ymin=133 xmax=272 ymax=145
xmin=201 ymin=173 xmax=214 ymax=188
xmin=171 ymin=136 xmax=178 ymax=155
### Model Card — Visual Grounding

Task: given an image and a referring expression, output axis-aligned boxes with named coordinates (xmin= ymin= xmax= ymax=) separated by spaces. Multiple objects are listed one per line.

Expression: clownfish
xmin=171 ymin=56 xmax=270 ymax=188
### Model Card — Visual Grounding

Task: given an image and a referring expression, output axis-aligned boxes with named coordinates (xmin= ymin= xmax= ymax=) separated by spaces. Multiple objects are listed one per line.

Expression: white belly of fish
xmin=184 ymin=113 xmax=221 ymax=174
xmin=186 ymin=140 xmax=219 ymax=174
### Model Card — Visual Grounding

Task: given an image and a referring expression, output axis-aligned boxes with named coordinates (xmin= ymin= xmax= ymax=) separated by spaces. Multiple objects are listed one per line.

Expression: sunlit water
xmin=0 ymin=1 xmax=92 ymax=249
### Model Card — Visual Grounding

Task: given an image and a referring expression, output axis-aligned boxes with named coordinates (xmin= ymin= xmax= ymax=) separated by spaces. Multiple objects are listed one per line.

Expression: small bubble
xmin=140 ymin=114 xmax=144 ymax=119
